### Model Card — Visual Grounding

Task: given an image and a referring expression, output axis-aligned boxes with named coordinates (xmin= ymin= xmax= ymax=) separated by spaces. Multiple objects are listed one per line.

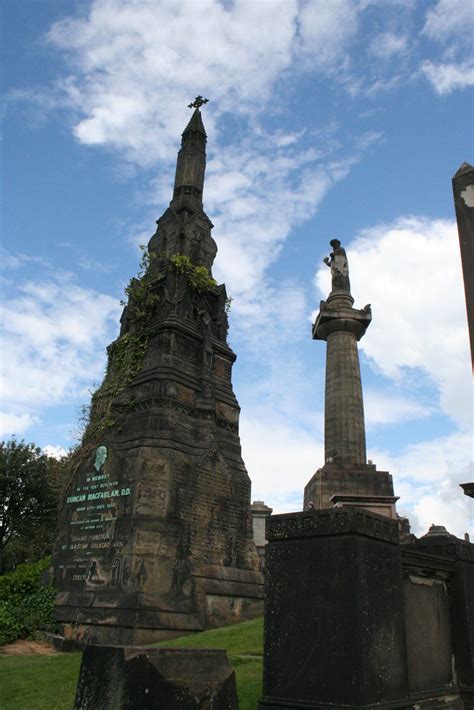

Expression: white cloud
xmin=241 ymin=410 xmax=323 ymax=513
xmin=46 ymin=0 xmax=303 ymax=164
xmin=423 ymin=0 xmax=474 ymax=44
xmin=372 ymin=431 xmax=471 ymax=487
xmin=316 ymin=217 xmax=471 ymax=430
xmin=0 ymin=249 xmax=50 ymax=271
xmin=43 ymin=444 xmax=68 ymax=459
xmin=42 ymin=0 xmax=390 ymax=166
xmin=207 ymin=135 xmax=350 ymax=299
xmin=371 ymin=432 xmax=473 ymax=538
xmin=420 ymin=1 xmax=474 ymax=95
xmin=368 ymin=32 xmax=408 ymax=60
xmin=364 ymin=390 xmax=432 ymax=427
xmin=421 ymin=60 xmax=474 ymax=95
xmin=414 ymin=471 xmax=473 ymax=539
xmin=0 ymin=412 xmax=39 ymax=438
xmin=296 ymin=0 xmax=359 ymax=66
xmin=0 ymin=262 xmax=121 ymax=432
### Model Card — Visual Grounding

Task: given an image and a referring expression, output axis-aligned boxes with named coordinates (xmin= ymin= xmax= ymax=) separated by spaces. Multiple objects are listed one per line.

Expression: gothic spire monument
xmin=53 ymin=99 xmax=263 ymax=645
xmin=304 ymin=239 xmax=399 ymax=518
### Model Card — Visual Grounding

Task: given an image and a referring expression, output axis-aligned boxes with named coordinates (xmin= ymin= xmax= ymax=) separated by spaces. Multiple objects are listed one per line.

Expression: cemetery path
xmin=0 ymin=640 xmax=59 ymax=656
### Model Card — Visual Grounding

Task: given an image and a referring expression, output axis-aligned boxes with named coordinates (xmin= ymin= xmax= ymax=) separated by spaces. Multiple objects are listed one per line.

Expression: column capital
xmin=312 ymin=301 xmax=371 ymax=341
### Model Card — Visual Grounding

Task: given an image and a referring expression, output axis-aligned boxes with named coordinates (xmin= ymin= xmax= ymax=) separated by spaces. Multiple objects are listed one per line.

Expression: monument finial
xmin=188 ymin=95 xmax=209 ymax=109
xmin=172 ymin=98 xmax=208 ymax=207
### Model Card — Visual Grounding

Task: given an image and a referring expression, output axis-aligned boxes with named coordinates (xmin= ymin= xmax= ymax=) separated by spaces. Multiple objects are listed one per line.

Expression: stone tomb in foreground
xmin=259 ymin=508 xmax=474 ymax=709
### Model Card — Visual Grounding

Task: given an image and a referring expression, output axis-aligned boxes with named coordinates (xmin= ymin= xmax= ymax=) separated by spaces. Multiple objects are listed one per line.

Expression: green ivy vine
xmin=81 ymin=247 xmax=158 ymax=448
xmin=169 ymin=254 xmax=218 ymax=292
xmin=80 ymin=247 xmax=231 ymax=449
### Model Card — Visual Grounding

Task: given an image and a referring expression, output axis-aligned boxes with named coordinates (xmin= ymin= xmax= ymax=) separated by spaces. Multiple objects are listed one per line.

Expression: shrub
xmin=0 ymin=557 xmax=57 ymax=646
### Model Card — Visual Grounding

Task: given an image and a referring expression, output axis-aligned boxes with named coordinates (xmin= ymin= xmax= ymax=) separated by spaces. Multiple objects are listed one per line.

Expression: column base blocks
xmin=304 ymin=463 xmax=398 ymax=519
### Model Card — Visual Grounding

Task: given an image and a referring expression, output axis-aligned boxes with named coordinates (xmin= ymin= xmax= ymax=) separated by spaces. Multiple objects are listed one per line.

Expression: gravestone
xmin=52 ymin=99 xmax=263 ymax=645
xmin=74 ymin=646 xmax=238 ymax=710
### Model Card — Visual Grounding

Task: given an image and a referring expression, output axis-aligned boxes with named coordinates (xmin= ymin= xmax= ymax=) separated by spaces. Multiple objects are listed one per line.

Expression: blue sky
xmin=1 ymin=0 xmax=473 ymax=537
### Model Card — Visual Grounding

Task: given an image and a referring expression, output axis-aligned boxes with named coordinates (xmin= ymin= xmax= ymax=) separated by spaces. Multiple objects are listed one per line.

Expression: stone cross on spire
xmin=170 ymin=98 xmax=209 ymax=210
xmin=188 ymin=95 xmax=209 ymax=109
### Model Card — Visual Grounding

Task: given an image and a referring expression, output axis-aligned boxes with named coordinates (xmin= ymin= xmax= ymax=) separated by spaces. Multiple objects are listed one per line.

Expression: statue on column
xmin=324 ymin=239 xmax=351 ymax=293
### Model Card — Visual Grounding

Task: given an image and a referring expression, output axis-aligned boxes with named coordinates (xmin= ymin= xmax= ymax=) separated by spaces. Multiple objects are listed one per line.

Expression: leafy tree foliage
xmin=0 ymin=440 xmax=66 ymax=573
xmin=0 ymin=557 xmax=57 ymax=645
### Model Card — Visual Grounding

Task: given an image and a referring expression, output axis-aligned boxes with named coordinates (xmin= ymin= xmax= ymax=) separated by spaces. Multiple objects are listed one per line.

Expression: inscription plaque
xmin=55 ymin=445 xmax=132 ymax=589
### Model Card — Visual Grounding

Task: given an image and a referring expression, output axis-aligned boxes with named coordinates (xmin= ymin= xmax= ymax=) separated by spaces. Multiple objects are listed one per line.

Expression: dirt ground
xmin=0 ymin=639 xmax=59 ymax=656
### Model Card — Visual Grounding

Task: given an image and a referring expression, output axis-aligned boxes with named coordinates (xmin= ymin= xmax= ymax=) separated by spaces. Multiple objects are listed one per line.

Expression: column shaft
xmin=325 ymin=329 xmax=366 ymax=464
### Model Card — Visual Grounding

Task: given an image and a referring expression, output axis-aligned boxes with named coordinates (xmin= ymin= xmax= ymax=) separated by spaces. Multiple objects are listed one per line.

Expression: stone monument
xmin=452 ymin=162 xmax=474 ymax=367
xmin=304 ymin=239 xmax=398 ymax=518
xmin=452 ymin=162 xmax=474 ymax=502
xmin=251 ymin=500 xmax=273 ymax=569
xmin=259 ymin=237 xmax=474 ymax=709
xmin=52 ymin=98 xmax=263 ymax=645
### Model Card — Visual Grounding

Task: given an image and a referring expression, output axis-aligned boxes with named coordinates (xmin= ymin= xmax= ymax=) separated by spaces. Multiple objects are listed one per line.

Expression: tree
xmin=0 ymin=439 xmax=65 ymax=574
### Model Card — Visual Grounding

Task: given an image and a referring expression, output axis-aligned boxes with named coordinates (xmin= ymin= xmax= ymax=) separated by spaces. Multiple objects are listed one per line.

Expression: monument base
xmin=304 ymin=462 xmax=397 ymax=518
xmin=258 ymin=692 xmax=466 ymax=709
xmin=55 ymin=564 xmax=263 ymax=646
xmin=260 ymin=509 xmax=409 ymax=709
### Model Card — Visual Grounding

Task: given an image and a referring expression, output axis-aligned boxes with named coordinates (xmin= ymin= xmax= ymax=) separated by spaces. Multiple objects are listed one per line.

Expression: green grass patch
xmin=153 ymin=616 xmax=264 ymax=710
xmin=232 ymin=655 xmax=263 ymax=710
xmin=153 ymin=615 xmax=264 ymax=655
xmin=0 ymin=653 xmax=81 ymax=710
xmin=0 ymin=617 xmax=264 ymax=709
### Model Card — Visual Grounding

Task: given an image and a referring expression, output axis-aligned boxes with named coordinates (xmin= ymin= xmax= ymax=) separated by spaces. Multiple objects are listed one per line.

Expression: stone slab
xmin=74 ymin=645 xmax=238 ymax=710
xmin=258 ymin=693 xmax=465 ymax=709
xmin=266 ymin=507 xmax=399 ymax=545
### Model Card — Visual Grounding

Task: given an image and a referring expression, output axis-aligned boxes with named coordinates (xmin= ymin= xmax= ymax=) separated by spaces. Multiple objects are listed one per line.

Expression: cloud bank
xmin=0 ymin=259 xmax=121 ymax=438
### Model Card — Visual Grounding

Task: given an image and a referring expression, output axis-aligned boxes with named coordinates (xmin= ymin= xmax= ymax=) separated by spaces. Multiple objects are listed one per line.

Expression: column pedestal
xmin=258 ymin=508 xmax=410 ymax=709
xmin=304 ymin=463 xmax=398 ymax=520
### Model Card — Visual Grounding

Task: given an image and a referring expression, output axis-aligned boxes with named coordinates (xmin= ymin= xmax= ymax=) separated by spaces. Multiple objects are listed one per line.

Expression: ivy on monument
xmin=80 ymin=247 xmax=227 ymax=451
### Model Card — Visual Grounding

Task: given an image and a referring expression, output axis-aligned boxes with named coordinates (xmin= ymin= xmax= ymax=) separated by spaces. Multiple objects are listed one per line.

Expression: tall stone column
xmin=304 ymin=240 xmax=398 ymax=518
xmin=321 ymin=295 xmax=368 ymax=465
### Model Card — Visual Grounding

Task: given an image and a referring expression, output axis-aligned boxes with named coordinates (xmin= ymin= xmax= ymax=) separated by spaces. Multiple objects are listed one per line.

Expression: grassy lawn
xmin=154 ymin=616 xmax=264 ymax=710
xmin=0 ymin=617 xmax=263 ymax=710
xmin=0 ymin=653 xmax=82 ymax=710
